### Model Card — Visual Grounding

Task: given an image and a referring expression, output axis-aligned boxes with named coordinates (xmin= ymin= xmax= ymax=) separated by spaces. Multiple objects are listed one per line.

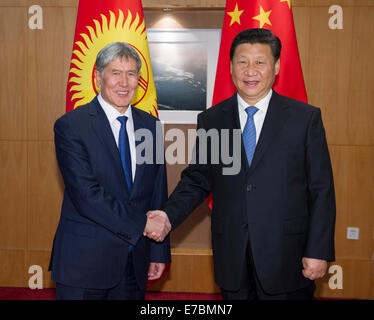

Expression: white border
xmin=147 ymin=29 xmax=221 ymax=124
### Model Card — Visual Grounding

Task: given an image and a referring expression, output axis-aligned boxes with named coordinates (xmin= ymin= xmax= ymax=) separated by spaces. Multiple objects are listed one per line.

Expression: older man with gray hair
xmin=49 ymin=42 xmax=171 ymax=300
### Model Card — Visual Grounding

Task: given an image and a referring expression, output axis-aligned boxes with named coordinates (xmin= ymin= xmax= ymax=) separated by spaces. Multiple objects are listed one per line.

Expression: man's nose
xmin=244 ymin=64 xmax=257 ymax=76
xmin=118 ymin=74 xmax=128 ymax=86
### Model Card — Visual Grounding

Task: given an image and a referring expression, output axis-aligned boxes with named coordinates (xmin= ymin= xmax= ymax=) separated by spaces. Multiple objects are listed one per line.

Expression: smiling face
xmin=94 ymin=56 xmax=139 ymax=114
xmin=230 ymin=43 xmax=280 ymax=106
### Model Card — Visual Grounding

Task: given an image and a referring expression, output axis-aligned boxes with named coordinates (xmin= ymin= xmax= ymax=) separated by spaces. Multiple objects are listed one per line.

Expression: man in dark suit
xmin=149 ymin=28 xmax=336 ymax=300
xmin=49 ymin=42 xmax=171 ymax=300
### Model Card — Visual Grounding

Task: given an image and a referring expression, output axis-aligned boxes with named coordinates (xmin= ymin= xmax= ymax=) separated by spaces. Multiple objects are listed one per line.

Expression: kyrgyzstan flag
xmin=213 ymin=0 xmax=307 ymax=105
xmin=66 ymin=0 xmax=158 ymax=117
xmin=208 ymin=0 xmax=307 ymax=209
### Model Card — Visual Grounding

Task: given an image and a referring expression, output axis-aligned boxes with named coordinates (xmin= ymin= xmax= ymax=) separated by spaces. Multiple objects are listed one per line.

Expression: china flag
xmin=66 ymin=0 xmax=158 ymax=117
xmin=208 ymin=0 xmax=307 ymax=209
xmin=212 ymin=0 xmax=307 ymax=105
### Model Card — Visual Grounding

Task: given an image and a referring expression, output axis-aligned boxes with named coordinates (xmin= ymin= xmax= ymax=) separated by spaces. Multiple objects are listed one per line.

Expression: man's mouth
xmin=243 ymin=80 xmax=259 ymax=87
xmin=117 ymin=90 xmax=129 ymax=96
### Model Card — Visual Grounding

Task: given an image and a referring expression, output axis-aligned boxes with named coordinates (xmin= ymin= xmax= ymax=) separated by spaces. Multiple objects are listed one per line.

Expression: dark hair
xmin=230 ymin=28 xmax=281 ymax=62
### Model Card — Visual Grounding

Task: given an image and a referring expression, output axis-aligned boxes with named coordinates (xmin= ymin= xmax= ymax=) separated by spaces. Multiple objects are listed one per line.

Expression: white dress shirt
xmin=97 ymin=93 xmax=136 ymax=182
xmin=237 ymin=89 xmax=273 ymax=144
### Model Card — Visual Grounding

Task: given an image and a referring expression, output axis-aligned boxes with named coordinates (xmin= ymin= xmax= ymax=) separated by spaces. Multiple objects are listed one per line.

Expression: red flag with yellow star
xmin=212 ymin=0 xmax=307 ymax=105
xmin=208 ymin=0 xmax=307 ymax=209
xmin=66 ymin=0 xmax=158 ymax=116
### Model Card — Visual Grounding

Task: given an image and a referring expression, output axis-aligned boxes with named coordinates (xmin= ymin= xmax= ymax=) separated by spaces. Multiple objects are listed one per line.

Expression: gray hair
xmin=95 ymin=42 xmax=142 ymax=76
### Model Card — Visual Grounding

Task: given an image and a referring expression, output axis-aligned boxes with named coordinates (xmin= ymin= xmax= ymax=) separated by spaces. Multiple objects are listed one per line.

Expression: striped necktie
xmin=243 ymin=106 xmax=259 ymax=166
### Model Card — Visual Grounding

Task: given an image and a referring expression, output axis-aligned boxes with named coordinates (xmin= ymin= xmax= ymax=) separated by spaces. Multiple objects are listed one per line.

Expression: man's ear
xmin=274 ymin=58 xmax=280 ymax=76
xmin=94 ymin=69 xmax=102 ymax=89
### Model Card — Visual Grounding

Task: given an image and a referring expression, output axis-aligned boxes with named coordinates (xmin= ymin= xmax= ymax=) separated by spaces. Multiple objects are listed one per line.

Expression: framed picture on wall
xmin=147 ymin=29 xmax=221 ymax=124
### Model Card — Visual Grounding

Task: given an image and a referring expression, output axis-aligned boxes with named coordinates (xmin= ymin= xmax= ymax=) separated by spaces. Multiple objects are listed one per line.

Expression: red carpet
xmin=0 ymin=287 xmax=362 ymax=300
xmin=0 ymin=287 xmax=222 ymax=300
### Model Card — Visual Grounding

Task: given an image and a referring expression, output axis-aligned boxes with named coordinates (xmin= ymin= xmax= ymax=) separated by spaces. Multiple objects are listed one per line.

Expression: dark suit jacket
xmin=49 ymin=96 xmax=170 ymax=290
xmin=164 ymin=91 xmax=336 ymax=294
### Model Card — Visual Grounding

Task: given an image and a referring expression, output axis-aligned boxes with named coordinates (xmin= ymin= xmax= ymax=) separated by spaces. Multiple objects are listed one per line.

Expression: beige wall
xmin=0 ymin=0 xmax=373 ymax=298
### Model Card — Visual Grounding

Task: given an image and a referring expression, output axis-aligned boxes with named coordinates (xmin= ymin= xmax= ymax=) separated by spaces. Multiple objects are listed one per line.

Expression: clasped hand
xmin=302 ymin=257 xmax=328 ymax=280
xmin=143 ymin=210 xmax=171 ymax=242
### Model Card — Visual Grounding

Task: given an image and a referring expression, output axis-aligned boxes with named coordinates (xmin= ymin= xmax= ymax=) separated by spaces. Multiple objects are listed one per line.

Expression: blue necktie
xmin=117 ymin=116 xmax=133 ymax=192
xmin=117 ymin=116 xmax=133 ymax=252
xmin=243 ymin=106 xmax=259 ymax=166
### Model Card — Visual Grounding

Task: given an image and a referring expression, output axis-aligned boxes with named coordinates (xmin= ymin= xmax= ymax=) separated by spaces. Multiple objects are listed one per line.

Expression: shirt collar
xmin=97 ymin=93 xmax=133 ymax=124
xmin=237 ymin=89 xmax=273 ymax=114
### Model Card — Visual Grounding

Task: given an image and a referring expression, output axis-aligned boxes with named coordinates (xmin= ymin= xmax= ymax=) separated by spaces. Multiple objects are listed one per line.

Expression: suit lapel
xmin=248 ymin=91 xmax=290 ymax=175
xmin=221 ymin=94 xmax=250 ymax=174
xmin=89 ymin=97 xmax=128 ymax=194
xmin=221 ymin=94 xmax=239 ymax=130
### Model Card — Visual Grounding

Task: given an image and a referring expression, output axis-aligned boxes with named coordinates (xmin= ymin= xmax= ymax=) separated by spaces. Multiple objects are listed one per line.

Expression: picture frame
xmin=147 ymin=29 xmax=221 ymax=124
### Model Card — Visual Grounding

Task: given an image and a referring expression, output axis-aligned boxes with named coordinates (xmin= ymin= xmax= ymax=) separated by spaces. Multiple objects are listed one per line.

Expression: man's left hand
xmin=148 ymin=262 xmax=166 ymax=281
xmin=302 ymin=257 xmax=328 ymax=280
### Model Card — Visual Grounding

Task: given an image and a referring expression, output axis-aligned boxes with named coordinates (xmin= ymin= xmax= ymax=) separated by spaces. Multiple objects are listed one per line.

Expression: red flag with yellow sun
xmin=213 ymin=0 xmax=307 ymax=105
xmin=66 ymin=0 xmax=158 ymax=116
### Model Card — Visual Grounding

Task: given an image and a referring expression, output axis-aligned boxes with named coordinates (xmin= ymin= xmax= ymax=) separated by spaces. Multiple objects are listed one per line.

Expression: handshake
xmin=143 ymin=210 xmax=171 ymax=242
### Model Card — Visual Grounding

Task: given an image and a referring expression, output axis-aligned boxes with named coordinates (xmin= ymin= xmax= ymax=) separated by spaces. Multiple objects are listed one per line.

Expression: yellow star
xmin=280 ymin=0 xmax=291 ymax=9
xmin=227 ymin=3 xmax=244 ymax=26
xmin=252 ymin=6 xmax=272 ymax=28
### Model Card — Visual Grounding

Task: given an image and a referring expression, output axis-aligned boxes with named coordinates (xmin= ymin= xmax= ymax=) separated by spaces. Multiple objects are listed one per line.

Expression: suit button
xmin=242 ymin=223 xmax=248 ymax=229
xmin=118 ymin=232 xmax=130 ymax=240
xmin=246 ymin=184 xmax=253 ymax=191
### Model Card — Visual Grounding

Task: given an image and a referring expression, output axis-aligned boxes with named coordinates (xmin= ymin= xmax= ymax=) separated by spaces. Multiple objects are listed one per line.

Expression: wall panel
xmin=315 ymin=259 xmax=374 ymax=298
xmin=27 ymin=141 xmax=63 ymax=251
xmin=26 ymin=250 xmax=56 ymax=289
xmin=148 ymin=249 xmax=219 ymax=293
xmin=0 ymin=250 xmax=26 ymax=287
xmin=26 ymin=6 xmax=77 ymax=141
xmin=334 ymin=6 xmax=374 ymax=146
xmin=0 ymin=142 xmax=28 ymax=250
xmin=330 ymin=146 xmax=374 ymax=260
xmin=0 ymin=7 xmax=27 ymax=141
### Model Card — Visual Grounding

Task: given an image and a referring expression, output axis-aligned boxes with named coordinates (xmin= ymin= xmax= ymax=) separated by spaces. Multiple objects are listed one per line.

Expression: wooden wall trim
xmin=2 ymin=0 xmax=374 ymax=8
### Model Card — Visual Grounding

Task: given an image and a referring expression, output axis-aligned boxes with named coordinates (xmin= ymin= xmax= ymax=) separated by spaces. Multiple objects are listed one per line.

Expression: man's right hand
xmin=143 ymin=210 xmax=171 ymax=242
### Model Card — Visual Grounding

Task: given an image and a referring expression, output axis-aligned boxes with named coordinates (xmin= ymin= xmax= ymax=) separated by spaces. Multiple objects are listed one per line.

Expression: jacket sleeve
xmin=54 ymin=116 xmax=146 ymax=246
xmin=163 ymin=113 xmax=213 ymax=230
xmin=149 ymin=157 xmax=171 ymax=263
xmin=304 ymin=108 xmax=336 ymax=261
